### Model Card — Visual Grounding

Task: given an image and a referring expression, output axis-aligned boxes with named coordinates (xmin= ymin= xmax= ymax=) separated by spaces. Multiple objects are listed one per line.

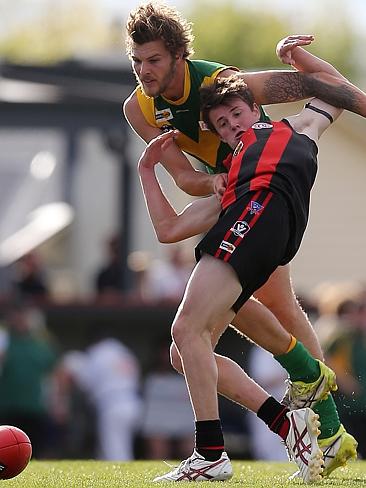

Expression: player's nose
xmin=230 ymin=120 xmax=240 ymax=130
xmin=140 ymin=62 xmax=150 ymax=76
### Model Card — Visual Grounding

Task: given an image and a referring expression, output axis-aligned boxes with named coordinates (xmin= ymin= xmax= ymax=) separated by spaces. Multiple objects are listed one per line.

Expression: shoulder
xmin=190 ymin=59 xmax=239 ymax=82
xmin=123 ymin=87 xmax=154 ymax=118
xmin=190 ymin=59 xmax=228 ymax=74
xmin=123 ymin=88 xmax=158 ymax=138
xmin=123 ymin=88 xmax=137 ymax=111
xmin=123 ymin=88 xmax=139 ymax=117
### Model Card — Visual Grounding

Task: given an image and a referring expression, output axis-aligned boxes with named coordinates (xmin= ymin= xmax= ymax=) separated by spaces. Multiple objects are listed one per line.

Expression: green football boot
xmin=319 ymin=425 xmax=358 ymax=477
xmin=285 ymin=360 xmax=338 ymax=409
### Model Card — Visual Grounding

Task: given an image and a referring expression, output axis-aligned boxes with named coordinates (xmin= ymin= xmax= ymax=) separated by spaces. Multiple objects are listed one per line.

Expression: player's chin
xmin=141 ymin=83 xmax=160 ymax=98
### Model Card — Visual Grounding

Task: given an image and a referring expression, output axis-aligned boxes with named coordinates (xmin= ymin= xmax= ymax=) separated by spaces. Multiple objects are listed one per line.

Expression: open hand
xmin=276 ymin=34 xmax=314 ymax=66
xmin=138 ymin=130 xmax=179 ymax=170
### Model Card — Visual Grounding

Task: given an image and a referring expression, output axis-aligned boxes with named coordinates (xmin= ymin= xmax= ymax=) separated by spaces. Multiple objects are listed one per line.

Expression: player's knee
xmin=171 ymin=318 xmax=189 ymax=350
xmin=171 ymin=307 xmax=197 ymax=348
xmin=170 ymin=343 xmax=183 ymax=374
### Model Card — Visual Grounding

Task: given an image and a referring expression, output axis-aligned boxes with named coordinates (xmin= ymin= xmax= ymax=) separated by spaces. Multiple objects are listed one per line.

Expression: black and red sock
xmin=257 ymin=396 xmax=290 ymax=440
xmin=195 ymin=419 xmax=225 ymax=461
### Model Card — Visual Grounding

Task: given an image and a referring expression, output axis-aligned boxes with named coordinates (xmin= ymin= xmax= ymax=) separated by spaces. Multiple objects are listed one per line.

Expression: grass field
xmin=3 ymin=459 xmax=366 ymax=488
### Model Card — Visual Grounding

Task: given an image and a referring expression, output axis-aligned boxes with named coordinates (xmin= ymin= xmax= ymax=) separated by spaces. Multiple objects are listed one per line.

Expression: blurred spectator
xmin=127 ymin=250 xmax=152 ymax=300
xmin=322 ymin=286 xmax=366 ymax=458
xmin=141 ymin=339 xmax=194 ymax=459
xmin=94 ymin=234 xmax=123 ymax=301
xmin=0 ymin=303 xmax=58 ymax=458
xmin=312 ymin=280 xmax=363 ymax=348
xmin=296 ymin=291 xmax=319 ymax=326
xmin=12 ymin=252 xmax=49 ymax=301
xmin=51 ymin=351 xmax=97 ymax=459
xmin=69 ymin=326 xmax=142 ymax=460
xmin=142 ymin=245 xmax=194 ymax=303
xmin=247 ymin=345 xmax=288 ymax=460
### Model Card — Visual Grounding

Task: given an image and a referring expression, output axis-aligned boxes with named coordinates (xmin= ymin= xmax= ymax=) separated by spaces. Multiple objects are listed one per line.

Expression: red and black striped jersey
xmin=221 ymin=119 xmax=318 ymax=229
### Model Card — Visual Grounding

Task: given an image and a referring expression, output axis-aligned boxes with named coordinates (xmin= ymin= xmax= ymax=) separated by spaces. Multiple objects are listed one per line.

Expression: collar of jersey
xmin=161 ymin=61 xmax=190 ymax=105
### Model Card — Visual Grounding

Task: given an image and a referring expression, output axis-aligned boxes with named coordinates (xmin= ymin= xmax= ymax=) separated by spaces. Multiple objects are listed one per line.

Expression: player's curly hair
xmin=125 ymin=2 xmax=194 ymax=59
xmin=200 ymin=75 xmax=255 ymax=132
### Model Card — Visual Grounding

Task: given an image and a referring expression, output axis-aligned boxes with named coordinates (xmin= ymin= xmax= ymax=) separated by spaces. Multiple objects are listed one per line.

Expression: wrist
xmin=211 ymin=173 xmax=220 ymax=191
xmin=138 ymin=162 xmax=155 ymax=175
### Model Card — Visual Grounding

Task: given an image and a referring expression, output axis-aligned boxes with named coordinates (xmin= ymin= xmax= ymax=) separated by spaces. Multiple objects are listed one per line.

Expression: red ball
xmin=0 ymin=426 xmax=32 ymax=479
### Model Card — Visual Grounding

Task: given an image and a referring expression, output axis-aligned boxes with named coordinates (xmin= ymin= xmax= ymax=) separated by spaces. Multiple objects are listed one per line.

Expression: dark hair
xmin=126 ymin=2 xmax=194 ymax=59
xmin=200 ymin=75 xmax=255 ymax=132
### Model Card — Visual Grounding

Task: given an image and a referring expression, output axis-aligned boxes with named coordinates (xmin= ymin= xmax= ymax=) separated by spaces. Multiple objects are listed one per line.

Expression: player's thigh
xmin=176 ymin=253 xmax=240 ymax=333
xmin=253 ymin=263 xmax=296 ymax=308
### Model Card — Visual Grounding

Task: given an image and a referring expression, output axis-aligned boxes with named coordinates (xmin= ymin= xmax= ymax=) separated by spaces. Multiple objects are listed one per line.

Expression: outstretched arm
xmin=278 ymin=35 xmax=346 ymax=139
xmin=218 ymin=47 xmax=366 ymax=118
xmin=138 ymin=131 xmax=221 ymax=243
xmin=249 ymin=70 xmax=365 ymax=116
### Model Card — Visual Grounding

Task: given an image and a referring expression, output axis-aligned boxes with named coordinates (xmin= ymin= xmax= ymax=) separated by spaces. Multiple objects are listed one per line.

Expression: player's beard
xmin=137 ymin=58 xmax=177 ymax=98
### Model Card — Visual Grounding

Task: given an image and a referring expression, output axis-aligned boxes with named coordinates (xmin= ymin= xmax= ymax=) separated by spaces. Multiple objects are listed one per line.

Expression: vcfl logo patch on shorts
xmin=219 ymin=241 xmax=236 ymax=254
xmin=230 ymin=220 xmax=250 ymax=238
xmin=247 ymin=200 xmax=264 ymax=215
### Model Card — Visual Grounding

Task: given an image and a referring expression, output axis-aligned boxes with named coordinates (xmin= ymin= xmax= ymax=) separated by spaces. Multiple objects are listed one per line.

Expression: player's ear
xmin=175 ymin=48 xmax=184 ymax=60
xmin=253 ymin=103 xmax=260 ymax=117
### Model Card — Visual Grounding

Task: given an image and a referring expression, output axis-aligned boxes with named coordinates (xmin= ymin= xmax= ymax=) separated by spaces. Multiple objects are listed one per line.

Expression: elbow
xmin=158 ymin=234 xmax=174 ymax=244
xmin=157 ymin=232 xmax=180 ymax=244
xmin=156 ymin=222 xmax=180 ymax=244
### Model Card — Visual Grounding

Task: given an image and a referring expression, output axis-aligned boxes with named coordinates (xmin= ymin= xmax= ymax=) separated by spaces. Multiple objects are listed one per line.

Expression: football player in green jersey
xmin=124 ymin=2 xmax=363 ymax=477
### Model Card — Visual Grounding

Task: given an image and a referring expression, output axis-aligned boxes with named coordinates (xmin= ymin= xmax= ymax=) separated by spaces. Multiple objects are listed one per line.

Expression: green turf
xmin=3 ymin=459 xmax=366 ymax=487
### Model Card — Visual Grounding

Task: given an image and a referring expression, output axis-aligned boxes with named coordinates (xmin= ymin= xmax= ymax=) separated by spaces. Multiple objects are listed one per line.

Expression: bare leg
xmin=231 ymin=297 xmax=292 ymax=355
xmin=171 ymin=310 xmax=272 ymax=414
xmin=171 ymin=254 xmax=242 ymax=420
xmin=170 ymin=260 xmax=322 ymax=417
xmin=253 ymin=264 xmax=323 ymax=359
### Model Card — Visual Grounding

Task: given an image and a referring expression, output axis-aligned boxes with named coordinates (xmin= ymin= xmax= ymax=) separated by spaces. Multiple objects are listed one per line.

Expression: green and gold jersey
xmin=136 ymin=59 xmax=269 ymax=174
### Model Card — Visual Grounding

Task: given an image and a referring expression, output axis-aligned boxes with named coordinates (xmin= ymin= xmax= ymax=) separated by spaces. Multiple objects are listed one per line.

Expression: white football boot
xmin=153 ymin=449 xmax=233 ymax=482
xmin=285 ymin=408 xmax=324 ymax=483
xmin=291 ymin=424 xmax=358 ymax=479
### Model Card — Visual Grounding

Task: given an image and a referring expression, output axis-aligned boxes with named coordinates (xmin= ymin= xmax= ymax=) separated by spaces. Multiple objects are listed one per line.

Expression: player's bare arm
xmin=138 ymin=131 xmax=221 ymax=243
xmin=277 ymin=36 xmax=366 ymax=140
xmin=218 ymin=68 xmax=366 ymax=118
xmin=277 ymin=35 xmax=343 ymax=140
xmin=124 ymin=94 xmax=224 ymax=197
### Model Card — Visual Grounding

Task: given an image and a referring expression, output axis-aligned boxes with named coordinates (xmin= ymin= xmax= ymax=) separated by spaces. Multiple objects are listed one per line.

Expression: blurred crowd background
xmin=0 ymin=0 xmax=366 ymax=463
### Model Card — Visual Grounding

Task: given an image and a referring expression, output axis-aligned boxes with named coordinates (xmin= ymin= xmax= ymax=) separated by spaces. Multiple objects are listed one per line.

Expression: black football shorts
xmin=195 ymin=189 xmax=304 ymax=312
